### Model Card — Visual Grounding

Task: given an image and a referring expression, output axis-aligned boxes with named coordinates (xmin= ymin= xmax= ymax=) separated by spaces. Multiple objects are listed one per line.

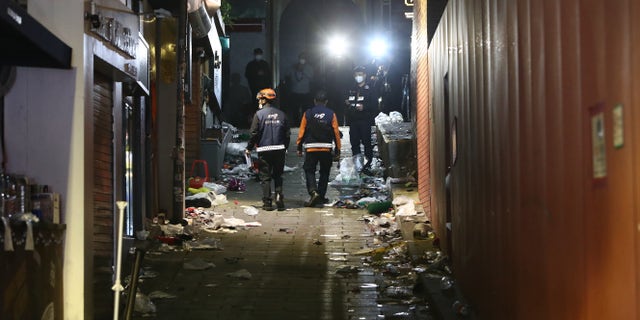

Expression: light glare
xmin=327 ymin=34 xmax=349 ymax=58
xmin=369 ymin=37 xmax=389 ymax=58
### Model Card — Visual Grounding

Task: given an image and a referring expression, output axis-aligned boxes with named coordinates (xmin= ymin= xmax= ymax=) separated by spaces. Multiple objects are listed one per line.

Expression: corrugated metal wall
xmin=422 ymin=0 xmax=640 ymax=318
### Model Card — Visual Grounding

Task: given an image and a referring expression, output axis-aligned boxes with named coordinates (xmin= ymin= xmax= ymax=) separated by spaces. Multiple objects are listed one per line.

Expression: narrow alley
xmin=125 ymin=127 xmax=457 ymax=320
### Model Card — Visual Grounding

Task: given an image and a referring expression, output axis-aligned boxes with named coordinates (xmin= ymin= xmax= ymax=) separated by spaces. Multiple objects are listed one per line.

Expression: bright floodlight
xmin=369 ymin=37 xmax=389 ymax=58
xmin=327 ymin=34 xmax=349 ymax=58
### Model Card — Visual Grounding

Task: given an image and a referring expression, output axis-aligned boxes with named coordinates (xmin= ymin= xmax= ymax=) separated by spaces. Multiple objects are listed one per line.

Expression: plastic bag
xmin=134 ymin=292 xmax=156 ymax=314
xmin=226 ymin=142 xmax=247 ymax=156
xmin=338 ymin=158 xmax=360 ymax=185
xmin=203 ymin=181 xmax=227 ymax=194
xmin=389 ymin=111 xmax=404 ymax=123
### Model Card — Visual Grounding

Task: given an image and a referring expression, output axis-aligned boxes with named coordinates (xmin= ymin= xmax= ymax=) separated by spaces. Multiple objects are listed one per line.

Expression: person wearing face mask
xmin=245 ymin=48 xmax=272 ymax=99
xmin=344 ymin=65 xmax=376 ymax=174
xmin=284 ymin=52 xmax=314 ymax=126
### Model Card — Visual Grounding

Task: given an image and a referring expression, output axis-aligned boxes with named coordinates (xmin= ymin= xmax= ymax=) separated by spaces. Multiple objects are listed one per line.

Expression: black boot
xmin=262 ymin=200 xmax=274 ymax=211
xmin=304 ymin=190 xmax=321 ymax=207
xmin=275 ymin=193 xmax=285 ymax=211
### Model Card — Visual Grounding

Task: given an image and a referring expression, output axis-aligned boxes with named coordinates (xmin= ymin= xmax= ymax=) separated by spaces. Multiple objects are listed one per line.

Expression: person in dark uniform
xmin=344 ymin=66 xmax=376 ymax=172
xmin=296 ymin=90 xmax=341 ymax=207
xmin=244 ymin=48 xmax=272 ymax=99
xmin=245 ymin=88 xmax=291 ymax=211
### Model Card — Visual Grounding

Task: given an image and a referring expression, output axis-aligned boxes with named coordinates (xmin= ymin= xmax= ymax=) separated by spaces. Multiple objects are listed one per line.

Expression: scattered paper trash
xmin=226 ymin=269 xmax=252 ymax=280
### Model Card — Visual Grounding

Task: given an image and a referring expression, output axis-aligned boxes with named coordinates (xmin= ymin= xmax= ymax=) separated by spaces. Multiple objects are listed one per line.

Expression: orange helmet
xmin=256 ymin=88 xmax=277 ymax=100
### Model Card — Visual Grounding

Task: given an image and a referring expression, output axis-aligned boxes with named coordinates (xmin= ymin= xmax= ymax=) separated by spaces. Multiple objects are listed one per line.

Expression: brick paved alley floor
xmin=128 ymin=127 xmax=436 ymax=320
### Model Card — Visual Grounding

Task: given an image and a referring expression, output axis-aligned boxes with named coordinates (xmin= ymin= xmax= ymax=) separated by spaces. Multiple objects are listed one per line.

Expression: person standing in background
xmin=245 ymin=48 xmax=272 ymax=99
xmin=284 ymin=52 xmax=314 ymax=126
xmin=245 ymin=88 xmax=290 ymax=211
xmin=296 ymin=90 xmax=341 ymax=207
xmin=344 ymin=66 xmax=376 ymax=174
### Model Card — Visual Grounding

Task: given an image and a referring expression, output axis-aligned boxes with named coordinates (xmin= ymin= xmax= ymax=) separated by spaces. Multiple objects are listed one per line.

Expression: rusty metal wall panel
xmin=423 ymin=0 xmax=639 ymax=318
xmin=632 ymin=1 xmax=640 ymax=318
xmin=414 ymin=0 xmax=432 ymax=220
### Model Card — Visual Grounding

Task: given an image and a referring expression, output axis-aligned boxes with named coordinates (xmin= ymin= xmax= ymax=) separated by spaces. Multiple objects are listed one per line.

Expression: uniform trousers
xmin=257 ymin=150 xmax=286 ymax=203
xmin=349 ymin=120 xmax=373 ymax=162
xmin=302 ymin=151 xmax=333 ymax=198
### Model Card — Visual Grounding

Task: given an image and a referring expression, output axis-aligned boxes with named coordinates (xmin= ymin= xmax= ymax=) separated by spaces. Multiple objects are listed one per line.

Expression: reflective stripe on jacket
xmin=247 ymin=104 xmax=291 ymax=153
xmin=296 ymin=104 xmax=341 ymax=153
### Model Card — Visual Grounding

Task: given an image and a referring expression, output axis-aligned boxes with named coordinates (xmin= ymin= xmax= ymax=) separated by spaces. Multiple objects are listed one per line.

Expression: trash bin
xmin=376 ymin=122 xmax=416 ymax=180
xmin=200 ymin=125 xmax=232 ymax=180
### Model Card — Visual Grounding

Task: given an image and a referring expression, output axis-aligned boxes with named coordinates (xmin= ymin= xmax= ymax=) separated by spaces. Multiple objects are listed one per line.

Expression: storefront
xmin=83 ymin=1 xmax=150 ymax=315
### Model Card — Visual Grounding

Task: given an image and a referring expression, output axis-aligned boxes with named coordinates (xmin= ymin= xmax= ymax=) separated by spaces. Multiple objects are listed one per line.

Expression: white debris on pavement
xmin=241 ymin=205 xmax=259 ymax=216
xmin=183 ymin=258 xmax=216 ymax=270
xmin=148 ymin=290 xmax=177 ymax=299
xmin=226 ymin=269 xmax=252 ymax=280
xmin=184 ymin=237 xmax=222 ymax=250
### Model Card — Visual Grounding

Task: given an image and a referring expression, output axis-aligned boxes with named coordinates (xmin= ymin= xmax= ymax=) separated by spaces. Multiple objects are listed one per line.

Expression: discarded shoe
xmin=275 ymin=193 xmax=285 ymax=211
xmin=304 ymin=191 xmax=321 ymax=207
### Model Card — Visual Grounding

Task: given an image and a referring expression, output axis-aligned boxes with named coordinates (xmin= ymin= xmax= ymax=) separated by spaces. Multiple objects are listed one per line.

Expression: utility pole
xmin=172 ymin=0 xmax=187 ymax=219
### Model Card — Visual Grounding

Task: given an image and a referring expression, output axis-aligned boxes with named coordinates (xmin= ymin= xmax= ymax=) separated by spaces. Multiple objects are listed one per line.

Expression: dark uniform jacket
xmin=247 ymin=104 xmax=290 ymax=153
xmin=296 ymin=105 xmax=341 ymax=153
xmin=345 ymin=82 xmax=377 ymax=124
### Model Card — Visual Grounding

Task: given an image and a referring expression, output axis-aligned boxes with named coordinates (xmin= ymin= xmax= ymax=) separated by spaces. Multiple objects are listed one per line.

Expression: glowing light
xmin=368 ymin=37 xmax=389 ymax=59
xmin=326 ymin=34 xmax=349 ymax=58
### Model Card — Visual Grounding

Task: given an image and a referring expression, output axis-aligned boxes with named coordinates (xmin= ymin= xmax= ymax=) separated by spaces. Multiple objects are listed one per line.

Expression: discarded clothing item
xmin=203 ymin=181 xmax=227 ymax=194
xmin=227 ymin=177 xmax=246 ymax=191
xmin=188 ymin=186 xmax=209 ymax=194
xmin=366 ymin=201 xmax=393 ymax=215
xmin=226 ymin=269 xmax=252 ymax=279
xmin=183 ymin=258 xmax=216 ymax=270
xmin=185 ymin=196 xmax=212 ymax=208
xmin=356 ymin=196 xmax=379 ymax=206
